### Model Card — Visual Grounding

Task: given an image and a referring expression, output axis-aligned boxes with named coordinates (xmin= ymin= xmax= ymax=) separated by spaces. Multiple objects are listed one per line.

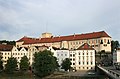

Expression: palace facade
xmin=16 ymin=31 xmax=111 ymax=53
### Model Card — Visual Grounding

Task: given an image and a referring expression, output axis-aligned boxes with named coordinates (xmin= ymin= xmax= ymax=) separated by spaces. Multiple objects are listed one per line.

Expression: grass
xmin=0 ymin=71 xmax=37 ymax=79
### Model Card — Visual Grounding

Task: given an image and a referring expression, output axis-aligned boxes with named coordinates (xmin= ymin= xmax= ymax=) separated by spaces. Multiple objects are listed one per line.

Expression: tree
xmin=111 ymin=40 xmax=120 ymax=53
xmin=0 ymin=40 xmax=15 ymax=45
xmin=20 ymin=56 xmax=29 ymax=72
xmin=5 ymin=57 xmax=18 ymax=73
xmin=0 ymin=52 xmax=3 ymax=70
xmin=33 ymin=50 xmax=58 ymax=77
xmin=61 ymin=58 xmax=71 ymax=71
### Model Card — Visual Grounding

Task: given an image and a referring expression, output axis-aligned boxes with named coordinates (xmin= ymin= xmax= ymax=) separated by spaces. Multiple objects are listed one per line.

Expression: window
xmin=5 ymin=57 xmax=6 ymax=59
xmin=79 ymin=62 xmax=81 ymax=65
xmin=83 ymin=53 xmax=84 ymax=55
xmin=83 ymin=57 xmax=84 ymax=60
xmin=83 ymin=62 xmax=84 ymax=65
xmin=57 ymin=54 xmax=59 ymax=56
xmin=91 ymin=62 xmax=93 ymax=65
xmin=70 ymin=54 xmax=72 ymax=57
xmin=107 ymin=40 xmax=110 ymax=44
xmin=5 ymin=53 xmax=6 ymax=55
xmin=87 ymin=53 xmax=88 ymax=55
xmin=73 ymin=63 xmax=75 ymax=65
xmin=61 ymin=54 xmax=63 ymax=56
xmin=87 ymin=62 xmax=89 ymax=65
xmin=87 ymin=67 xmax=89 ymax=69
xmin=104 ymin=44 xmax=107 ymax=46
xmin=65 ymin=54 xmax=67 ymax=56
xmin=100 ymin=40 xmax=103 ymax=44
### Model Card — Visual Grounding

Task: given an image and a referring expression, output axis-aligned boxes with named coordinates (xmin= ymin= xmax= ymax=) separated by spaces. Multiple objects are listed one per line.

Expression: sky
xmin=0 ymin=0 xmax=120 ymax=41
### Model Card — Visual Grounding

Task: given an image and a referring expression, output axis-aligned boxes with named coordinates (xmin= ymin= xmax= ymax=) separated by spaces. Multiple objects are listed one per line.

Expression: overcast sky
xmin=0 ymin=0 xmax=120 ymax=41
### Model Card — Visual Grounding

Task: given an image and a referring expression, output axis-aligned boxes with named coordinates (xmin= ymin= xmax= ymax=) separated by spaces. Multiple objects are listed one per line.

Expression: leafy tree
xmin=20 ymin=56 xmax=29 ymax=72
xmin=0 ymin=40 xmax=16 ymax=45
xmin=0 ymin=52 xmax=3 ymax=70
xmin=111 ymin=40 xmax=120 ymax=53
xmin=33 ymin=50 xmax=58 ymax=77
xmin=5 ymin=57 xmax=18 ymax=73
xmin=61 ymin=58 xmax=71 ymax=71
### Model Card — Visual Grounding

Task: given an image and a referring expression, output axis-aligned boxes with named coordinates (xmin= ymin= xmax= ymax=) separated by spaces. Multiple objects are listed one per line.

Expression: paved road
xmin=103 ymin=66 xmax=120 ymax=74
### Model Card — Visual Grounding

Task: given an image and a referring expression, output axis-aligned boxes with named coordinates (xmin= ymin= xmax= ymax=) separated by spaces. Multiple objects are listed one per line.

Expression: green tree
xmin=20 ymin=56 xmax=29 ymax=72
xmin=5 ymin=57 xmax=18 ymax=73
xmin=111 ymin=40 xmax=120 ymax=53
xmin=61 ymin=58 xmax=71 ymax=71
xmin=0 ymin=52 xmax=3 ymax=70
xmin=33 ymin=50 xmax=58 ymax=77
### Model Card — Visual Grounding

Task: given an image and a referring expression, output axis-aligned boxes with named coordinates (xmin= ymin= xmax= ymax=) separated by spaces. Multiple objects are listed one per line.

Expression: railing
xmin=98 ymin=66 xmax=120 ymax=79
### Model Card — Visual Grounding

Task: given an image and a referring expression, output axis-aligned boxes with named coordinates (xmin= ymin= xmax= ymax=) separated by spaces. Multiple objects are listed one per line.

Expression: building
xmin=49 ymin=47 xmax=70 ymax=66
xmin=16 ymin=31 xmax=111 ymax=53
xmin=113 ymin=48 xmax=120 ymax=64
xmin=70 ymin=43 xmax=95 ymax=70
xmin=0 ymin=44 xmax=13 ymax=66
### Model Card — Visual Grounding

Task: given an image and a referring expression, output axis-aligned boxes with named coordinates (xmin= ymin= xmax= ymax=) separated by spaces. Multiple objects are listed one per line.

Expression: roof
xmin=77 ymin=43 xmax=94 ymax=50
xmin=0 ymin=44 xmax=13 ymax=51
xmin=17 ymin=31 xmax=111 ymax=45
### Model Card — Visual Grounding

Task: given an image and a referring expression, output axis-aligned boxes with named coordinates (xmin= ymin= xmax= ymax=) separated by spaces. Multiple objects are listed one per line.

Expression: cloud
xmin=0 ymin=0 xmax=120 ymax=41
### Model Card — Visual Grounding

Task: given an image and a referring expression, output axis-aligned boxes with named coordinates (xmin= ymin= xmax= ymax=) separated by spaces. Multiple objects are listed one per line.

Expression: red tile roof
xmin=17 ymin=31 xmax=111 ymax=45
xmin=77 ymin=43 xmax=94 ymax=50
xmin=0 ymin=44 xmax=13 ymax=51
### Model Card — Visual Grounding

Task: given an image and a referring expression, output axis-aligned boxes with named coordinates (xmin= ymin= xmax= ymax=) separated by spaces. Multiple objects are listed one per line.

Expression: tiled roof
xmin=17 ymin=31 xmax=111 ymax=44
xmin=0 ymin=44 xmax=13 ymax=51
xmin=77 ymin=43 xmax=94 ymax=50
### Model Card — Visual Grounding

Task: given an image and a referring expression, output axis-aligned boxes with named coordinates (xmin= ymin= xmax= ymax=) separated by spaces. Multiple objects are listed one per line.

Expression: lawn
xmin=0 ymin=71 xmax=40 ymax=79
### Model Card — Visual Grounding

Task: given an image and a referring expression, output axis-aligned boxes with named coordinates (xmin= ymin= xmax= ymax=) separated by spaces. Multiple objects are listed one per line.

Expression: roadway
xmin=103 ymin=66 xmax=120 ymax=74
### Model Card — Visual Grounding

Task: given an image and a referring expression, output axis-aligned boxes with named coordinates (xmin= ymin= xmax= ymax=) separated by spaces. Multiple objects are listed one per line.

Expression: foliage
xmin=0 ymin=40 xmax=15 ymax=45
xmin=33 ymin=50 xmax=59 ymax=77
xmin=5 ymin=57 xmax=18 ymax=73
xmin=61 ymin=58 xmax=71 ymax=71
xmin=0 ymin=53 xmax=3 ymax=70
xmin=20 ymin=56 xmax=29 ymax=72
xmin=111 ymin=40 xmax=120 ymax=53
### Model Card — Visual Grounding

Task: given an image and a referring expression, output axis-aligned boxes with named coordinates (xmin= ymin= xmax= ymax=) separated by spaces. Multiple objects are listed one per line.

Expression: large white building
xmin=70 ymin=43 xmax=95 ymax=70
xmin=16 ymin=31 xmax=111 ymax=53
xmin=113 ymin=48 xmax=120 ymax=64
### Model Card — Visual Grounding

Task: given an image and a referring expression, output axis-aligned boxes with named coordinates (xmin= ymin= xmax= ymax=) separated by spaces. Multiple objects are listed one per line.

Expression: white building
xmin=0 ymin=44 xmax=13 ymax=66
xmin=70 ymin=43 xmax=95 ymax=70
xmin=12 ymin=46 xmax=29 ymax=63
xmin=48 ymin=47 xmax=70 ymax=66
xmin=113 ymin=48 xmax=120 ymax=64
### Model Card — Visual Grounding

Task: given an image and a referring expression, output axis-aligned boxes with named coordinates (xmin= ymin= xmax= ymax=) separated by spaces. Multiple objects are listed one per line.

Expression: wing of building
xmin=16 ymin=31 xmax=111 ymax=53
